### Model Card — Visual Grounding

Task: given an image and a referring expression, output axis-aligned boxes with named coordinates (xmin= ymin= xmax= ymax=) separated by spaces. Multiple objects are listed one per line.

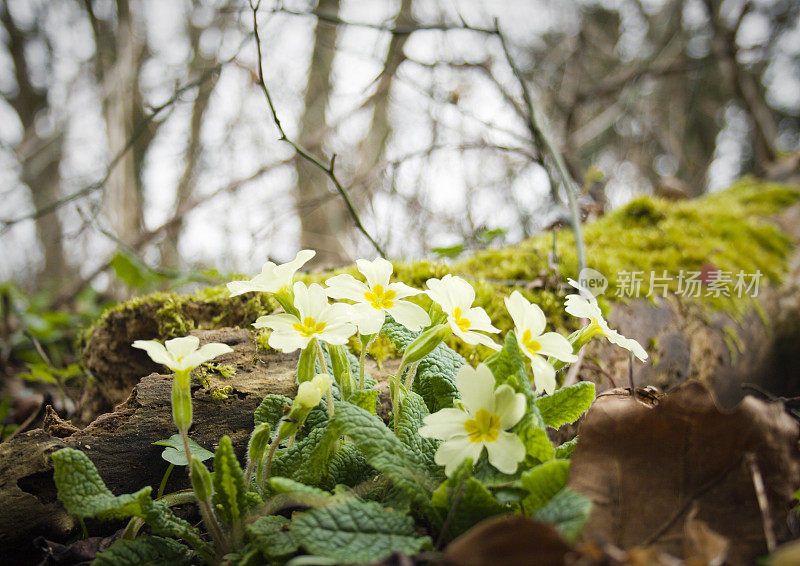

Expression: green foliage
xmin=536 ymin=382 xmax=596 ymax=429
xmin=52 ymin=448 xmax=152 ymax=520
xmin=531 ymin=488 xmax=592 ymax=541
xmin=254 ymin=394 xmax=292 ymax=430
xmin=247 ymin=515 xmax=299 ymax=558
xmin=431 ymin=460 xmax=508 ymax=541
xmin=152 ymin=434 xmax=213 ymax=466
xmin=52 ymin=448 xmax=206 ymax=552
xmin=93 ymin=536 xmax=194 ymax=566
xmin=348 ymin=388 xmax=379 ymax=414
xmin=395 ymin=389 xmax=441 ymax=476
xmin=212 ymin=436 xmax=247 ymax=526
xmin=555 ymin=437 xmax=578 ymax=459
xmin=329 ymin=401 xmax=438 ymax=515
xmin=291 ymin=499 xmax=431 ymax=564
xmin=381 ymin=316 xmax=465 ymax=411
xmin=519 ymin=459 xmax=570 ymax=511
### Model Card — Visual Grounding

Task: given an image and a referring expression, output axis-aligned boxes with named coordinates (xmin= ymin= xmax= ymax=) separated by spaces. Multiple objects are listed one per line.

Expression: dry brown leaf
xmin=569 ymin=380 xmax=800 ymax=566
xmin=439 ymin=515 xmax=578 ymax=566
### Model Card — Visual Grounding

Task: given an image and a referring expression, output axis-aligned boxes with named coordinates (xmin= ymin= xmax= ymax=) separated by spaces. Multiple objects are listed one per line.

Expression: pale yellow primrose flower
xmin=425 ymin=274 xmax=500 ymax=350
xmin=253 ymin=281 xmax=356 ymax=352
xmin=419 ymin=363 xmax=526 ymax=476
xmin=132 ymin=335 xmax=232 ymax=373
xmin=564 ymin=279 xmax=648 ymax=361
xmin=324 ymin=258 xmax=431 ymax=335
xmin=227 ymin=249 xmax=315 ymax=296
xmin=505 ymin=291 xmax=577 ymax=395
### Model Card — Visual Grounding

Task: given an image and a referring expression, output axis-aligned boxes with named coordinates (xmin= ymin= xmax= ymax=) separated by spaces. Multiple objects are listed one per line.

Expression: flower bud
xmin=295 ymin=380 xmax=323 ymax=408
xmin=277 ymin=374 xmax=331 ymax=439
xmin=248 ymin=422 xmax=271 ymax=464
xmin=190 ymin=457 xmax=213 ymax=501
xmin=296 ymin=342 xmax=317 ymax=384
xmin=401 ymin=324 xmax=452 ymax=365
xmin=171 ymin=378 xmax=193 ymax=431
xmin=329 ymin=344 xmax=354 ymax=398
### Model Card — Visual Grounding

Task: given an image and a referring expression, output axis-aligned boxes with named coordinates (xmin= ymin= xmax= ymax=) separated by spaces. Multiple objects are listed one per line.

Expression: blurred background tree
xmin=0 ymin=0 xmax=797 ymax=289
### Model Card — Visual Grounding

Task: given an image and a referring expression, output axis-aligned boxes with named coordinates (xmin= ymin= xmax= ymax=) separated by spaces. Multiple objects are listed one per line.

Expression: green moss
xmin=88 ymin=178 xmax=799 ymax=363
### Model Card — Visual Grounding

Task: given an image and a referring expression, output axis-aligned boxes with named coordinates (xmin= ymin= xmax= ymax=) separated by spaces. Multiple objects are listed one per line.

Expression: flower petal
xmin=493 ymin=384 xmax=526 ymax=429
xmin=605 ymin=329 xmax=648 ymax=361
xmin=324 ymin=274 xmax=368 ymax=302
xmin=435 ymin=436 xmax=483 ymax=477
xmin=425 ymin=277 xmax=454 ymax=312
xmin=452 ymin=326 xmax=501 ymax=351
xmin=305 ymin=283 xmax=330 ymax=319
xmin=505 ymin=291 xmax=545 ymax=337
xmin=463 ymin=306 xmax=500 ymax=334
xmin=457 ymin=363 xmax=495 ymax=415
xmin=252 ymin=313 xmax=298 ymax=332
xmin=536 ymin=332 xmax=578 ymax=362
xmin=485 ymin=431 xmax=526 ymax=475
xmin=271 ymin=249 xmax=315 ymax=286
xmin=386 ymin=300 xmax=430 ymax=332
xmin=419 ymin=408 xmax=469 ymax=439
xmin=564 ymin=294 xmax=602 ymax=321
xmin=356 ymin=257 xmax=393 ymax=288
xmin=185 ymin=343 xmax=234 ymax=368
xmin=268 ymin=331 xmax=308 ymax=353
xmin=320 ymin=322 xmax=358 ymax=345
xmin=387 ymin=281 xmax=422 ymax=300
xmin=132 ymin=340 xmax=174 ymax=368
xmin=530 ymin=355 xmax=557 ymax=395
xmin=349 ymin=302 xmax=386 ymax=336
xmin=445 ymin=275 xmax=476 ymax=309
xmin=164 ymin=336 xmax=200 ymax=359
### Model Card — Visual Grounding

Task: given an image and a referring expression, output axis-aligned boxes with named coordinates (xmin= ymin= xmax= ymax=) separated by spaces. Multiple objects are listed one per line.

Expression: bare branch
xmin=250 ymin=1 xmax=386 ymax=258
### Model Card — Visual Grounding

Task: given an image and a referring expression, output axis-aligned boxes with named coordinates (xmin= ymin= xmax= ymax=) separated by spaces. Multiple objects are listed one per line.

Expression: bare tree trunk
xmin=353 ymin=0 xmax=413 ymax=193
xmin=160 ymin=20 xmax=220 ymax=267
xmin=295 ymin=0 xmax=349 ymax=267
xmin=1 ymin=4 xmax=69 ymax=286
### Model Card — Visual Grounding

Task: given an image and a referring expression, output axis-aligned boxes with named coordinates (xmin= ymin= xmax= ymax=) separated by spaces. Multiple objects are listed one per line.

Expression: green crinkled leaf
xmin=326 ymin=441 xmax=374 ymax=488
xmin=152 ymin=434 xmax=213 ymax=466
xmin=431 ymin=460 xmax=508 ymax=541
xmin=247 ymin=515 xmax=299 ymax=558
xmin=519 ymin=459 xmax=570 ymax=511
xmin=381 ymin=317 xmax=465 ymax=411
xmin=555 ymin=437 xmax=578 ymax=459
xmin=254 ymin=394 xmax=292 ymax=429
xmin=331 ymin=401 xmax=438 ymax=515
xmin=52 ymin=448 xmax=151 ymax=520
xmin=532 ymin=488 xmax=592 ymax=541
xmin=348 ymin=388 xmax=379 ymax=414
xmin=270 ymin=424 xmax=340 ymax=488
xmin=292 ymin=499 xmax=431 ymax=564
xmin=269 ymin=477 xmax=332 ymax=499
xmin=516 ymin=410 xmax=555 ymax=463
xmin=485 ymin=331 xmax=529 ymax=389
xmin=92 ymin=536 xmax=194 ymax=566
xmin=396 ymin=389 xmax=441 ymax=476
xmin=212 ymin=436 xmax=247 ymax=526
xmin=536 ymin=382 xmax=596 ymax=429
xmin=52 ymin=449 xmax=205 ymax=552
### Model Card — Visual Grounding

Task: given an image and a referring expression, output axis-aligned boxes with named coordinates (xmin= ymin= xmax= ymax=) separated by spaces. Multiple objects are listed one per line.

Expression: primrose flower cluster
xmin=133 ymin=249 xmax=647 ymax=482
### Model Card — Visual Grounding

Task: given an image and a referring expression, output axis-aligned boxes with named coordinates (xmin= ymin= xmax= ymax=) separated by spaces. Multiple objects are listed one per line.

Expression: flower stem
xmin=403 ymin=360 xmax=421 ymax=390
xmin=314 ymin=340 xmax=334 ymax=418
xmin=157 ymin=463 xmax=174 ymax=499
xmin=358 ymin=333 xmax=376 ymax=390
xmin=392 ymin=360 xmax=408 ymax=435
xmin=260 ymin=436 xmax=281 ymax=491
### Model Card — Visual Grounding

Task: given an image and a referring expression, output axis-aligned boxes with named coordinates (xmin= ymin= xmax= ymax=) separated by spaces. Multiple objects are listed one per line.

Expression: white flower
xmin=227 ymin=249 xmax=315 ymax=296
xmin=324 ymin=258 xmax=431 ymax=335
xmin=253 ymin=281 xmax=356 ymax=352
xmin=419 ymin=363 xmax=526 ymax=476
xmin=132 ymin=335 xmax=233 ymax=373
xmin=505 ymin=291 xmax=578 ymax=395
xmin=564 ymin=279 xmax=648 ymax=361
xmin=426 ymin=274 xmax=500 ymax=350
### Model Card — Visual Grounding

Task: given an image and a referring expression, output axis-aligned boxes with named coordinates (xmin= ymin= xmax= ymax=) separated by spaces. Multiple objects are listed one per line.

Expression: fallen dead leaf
xmin=569 ymin=380 xmax=800 ymax=565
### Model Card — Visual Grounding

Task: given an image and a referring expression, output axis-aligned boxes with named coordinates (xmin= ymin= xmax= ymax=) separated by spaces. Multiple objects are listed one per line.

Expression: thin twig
xmin=250 ymin=1 xmax=386 ymax=258
xmin=562 ymin=347 xmax=585 ymax=388
xmin=494 ymin=23 xmax=586 ymax=278
xmin=746 ymin=452 xmax=776 ymax=553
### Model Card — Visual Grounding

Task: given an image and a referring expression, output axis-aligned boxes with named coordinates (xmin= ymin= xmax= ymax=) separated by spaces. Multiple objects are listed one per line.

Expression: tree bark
xmin=295 ymin=0 xmax=349 ymax=266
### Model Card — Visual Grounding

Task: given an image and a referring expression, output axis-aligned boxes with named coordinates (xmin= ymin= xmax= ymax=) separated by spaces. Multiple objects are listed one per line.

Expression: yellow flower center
xmin=292 ymin=316 xmax=327 ymax=338
xmin=452 ymin=307 xmax=471 ymax=332
xmin=363 ymin=284 xmax=397 ymax=309
xmin=463 ymin=409 xmax=501 ymax=443
xmin=521 ymin=329 xmax=541 ymax=354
